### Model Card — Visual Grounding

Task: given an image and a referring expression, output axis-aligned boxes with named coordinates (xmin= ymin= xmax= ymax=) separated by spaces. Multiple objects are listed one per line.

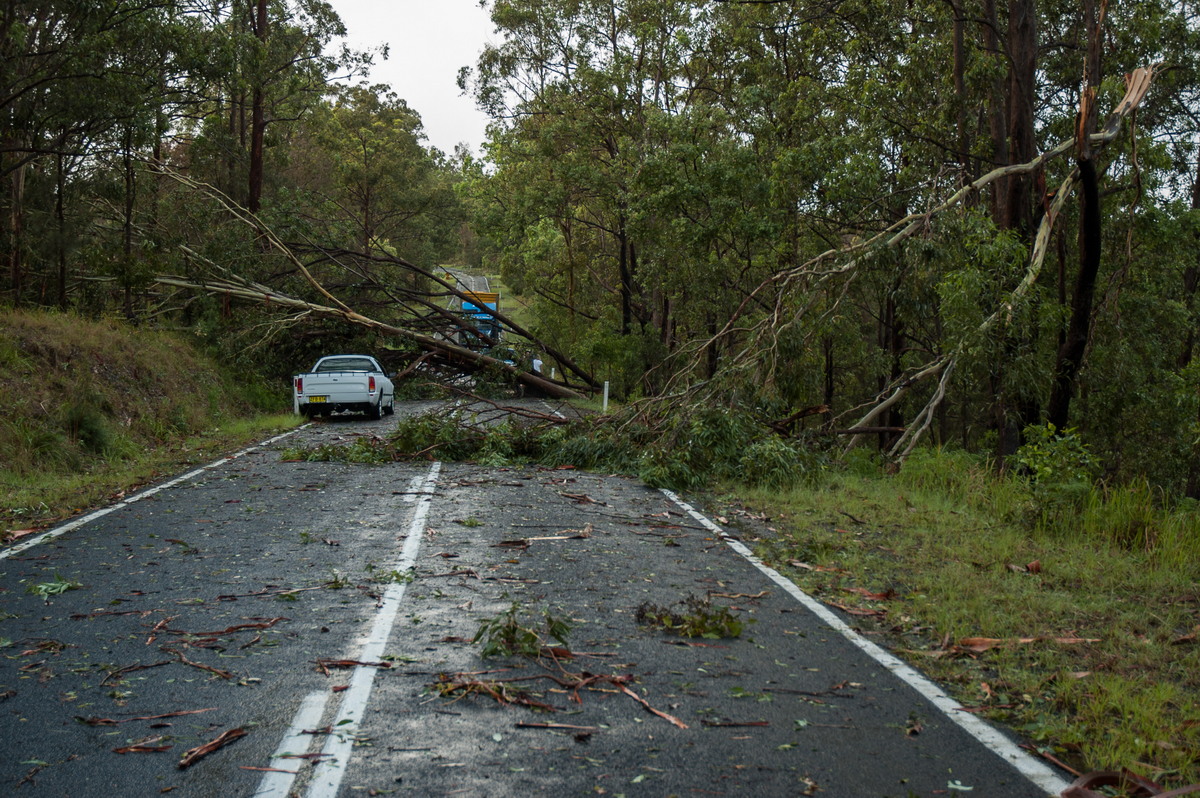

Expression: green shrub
xmin=1013 ymin=424 xmax=1099 ymax=526
xmin=739 ymin=436 xmax=824 ymax=490
xmin=64 ymin=401 xmax=115 ymax=455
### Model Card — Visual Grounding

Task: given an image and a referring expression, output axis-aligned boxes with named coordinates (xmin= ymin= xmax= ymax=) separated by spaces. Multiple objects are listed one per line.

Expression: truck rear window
xmin=315 ymin=358 xmax=375 ymax=373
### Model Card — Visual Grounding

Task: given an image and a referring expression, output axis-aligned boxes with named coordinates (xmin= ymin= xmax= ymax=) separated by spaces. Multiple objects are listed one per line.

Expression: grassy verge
xmin=2 ymin=414 xmax=301 ymax=537
xmin=0 ymin=308 xmax=301 ymax=539
xmin=732 ymin=447 xmax=1200 ymax=788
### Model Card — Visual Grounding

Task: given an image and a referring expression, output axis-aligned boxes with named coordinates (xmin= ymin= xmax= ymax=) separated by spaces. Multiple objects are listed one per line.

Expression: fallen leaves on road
xmin=433 ymin=667 xmax=687 ymax=729
xmin=177 ymin=727 xmax=247 ymax=768
xmin=78 ymin=708 xmax=218 ymax=726
xmin=616 ymin=684 xmax=689 ymax=729
xmin=515 ymin=722 xmax=598 ymax=731
xmin=557 ymin=491 xmax=605 ymax=505
xmin=174 ymin=617 xmax=288 ymax=637
xmin=161 ymin=647 xmax=233 ymax=679
xmin=114 ymin=736 xmax=171 ymax=754
xmin=101 ymin=660 xmax=172 ymax=686
xmin=492 ymin=539 xmax=530 ymax=550
xmin=314 ymin=658 xmax=392 ymax=676
xmin=217 ymin=585 xmax=324 ymax=601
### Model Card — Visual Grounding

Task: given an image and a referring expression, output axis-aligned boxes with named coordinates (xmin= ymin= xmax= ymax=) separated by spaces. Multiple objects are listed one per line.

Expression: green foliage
xmin=284 ymin=401 xmax=825 ymax=494
xmin=26 ymin=573 xmax=82 ymax=601
xmin=635 ymin=595 xmax=744 ymax=639
xmin=1014 ymin=424 xmax=1099 ymax=523
xmin=636 ymin=406 xmax=825 ymax=492
xmin=472 ymin=602 xmax=572 ymax=659
xmin=739 ymin=437 xmax=824 ymax=490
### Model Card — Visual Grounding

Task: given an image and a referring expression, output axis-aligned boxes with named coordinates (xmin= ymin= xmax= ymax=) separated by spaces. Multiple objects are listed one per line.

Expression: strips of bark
xmin=617 ymin=684 xmax=689 ymax=729
xmin=160 ymin=647 xmax=233 ymax=680
xmin=177 ymin=727 xmax=248 ymax=769
xmin=78 ymin=708 xmax=218 ymax=726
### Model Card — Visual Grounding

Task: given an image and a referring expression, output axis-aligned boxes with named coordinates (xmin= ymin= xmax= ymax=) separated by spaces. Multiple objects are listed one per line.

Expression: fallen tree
xmin=151 ymin=169 xmax=597 ymax=400
xmin=655 ymin=65 xmax=1156 ymax=464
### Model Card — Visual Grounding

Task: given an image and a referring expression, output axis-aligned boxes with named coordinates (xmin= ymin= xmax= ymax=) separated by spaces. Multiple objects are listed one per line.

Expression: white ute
xmin=293 ymin=355 xmax=395 ymax=419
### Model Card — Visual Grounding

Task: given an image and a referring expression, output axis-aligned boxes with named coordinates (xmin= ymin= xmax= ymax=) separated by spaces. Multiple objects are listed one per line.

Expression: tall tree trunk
xmin=991 ymin=0 xmax=1040 ymax=462
xmin=1185 ymin=160 xmax=1200 ymax=498
xmin=982 ymin=0 xmax=1008 ymax=220
xmin=123 ymin=126 xmax=137 ymax=321
xmin=1046 ymin=0 xmax=1103 ymax=430
xmin=616 ymin=215 xmax=633 ymax=336
xmin=56 ymin=153 xmax=67 ymax=309
xmin=8 ymin=162 xmax=25 ymax=305
xmin=1046 ymin=159 xmax=1100 ymax=429
xmin=1001 ymin=0 xmax=1038 ymax=236
xmin=248 ymin=0 xmax=268 ymax=214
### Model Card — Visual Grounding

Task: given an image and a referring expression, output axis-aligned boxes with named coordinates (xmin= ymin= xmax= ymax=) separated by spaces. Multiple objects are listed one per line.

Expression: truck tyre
xmin=384 ymin=397 xmax=395 ymax=416
xmin=367 ymin=399 xmax=382 ymax=420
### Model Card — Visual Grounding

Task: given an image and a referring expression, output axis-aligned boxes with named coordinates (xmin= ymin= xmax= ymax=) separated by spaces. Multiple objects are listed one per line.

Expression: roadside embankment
xmin=0 ymin=308 xmax=298 ymax=536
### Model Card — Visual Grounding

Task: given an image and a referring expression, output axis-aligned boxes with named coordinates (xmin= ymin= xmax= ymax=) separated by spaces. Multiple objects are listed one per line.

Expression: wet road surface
xmin=0 ymin=402 xmax=1070 ymax=797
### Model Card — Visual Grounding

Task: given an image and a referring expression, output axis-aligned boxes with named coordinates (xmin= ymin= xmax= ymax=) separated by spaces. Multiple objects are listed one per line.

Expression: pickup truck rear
xmin=293 ymin=355 xmax=395 ymax=419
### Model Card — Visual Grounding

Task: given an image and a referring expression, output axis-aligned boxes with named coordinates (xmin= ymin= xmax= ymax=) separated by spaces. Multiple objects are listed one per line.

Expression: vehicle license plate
xmin=309 ymin=396 xmax=328 ymax=403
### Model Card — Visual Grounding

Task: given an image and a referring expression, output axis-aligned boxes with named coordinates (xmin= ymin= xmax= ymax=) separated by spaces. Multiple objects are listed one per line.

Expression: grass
xmin=734 ymin=446 xmax=1200 ymax=788
xmin=2 ymin=413 xmax=301 ymax=535
xmin=0 ymin=307 xmax=299 ymax=536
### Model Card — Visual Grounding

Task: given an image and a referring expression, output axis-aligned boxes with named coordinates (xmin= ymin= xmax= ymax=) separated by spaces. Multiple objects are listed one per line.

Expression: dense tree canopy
xmin=459 ymin=0 xmax=1200 ymax=496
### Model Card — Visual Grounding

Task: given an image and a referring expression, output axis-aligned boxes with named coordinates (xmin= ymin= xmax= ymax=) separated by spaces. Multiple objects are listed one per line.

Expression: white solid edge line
xmin=658 ymin=488 xmax=1070 ymax=797
xmin=0 ymin=426 xmax=308 ymax=561
xmin=539 ymin=400 xmax=566 ymax=419
xmin=254 ymin=691 xmax=331 ymax=798
xmin=305 ymin=461 xmax=442 ymax=798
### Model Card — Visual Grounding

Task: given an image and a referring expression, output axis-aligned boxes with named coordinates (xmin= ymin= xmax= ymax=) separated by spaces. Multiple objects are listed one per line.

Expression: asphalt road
xmin=1 ymin=403 xmax=1072 ymax=797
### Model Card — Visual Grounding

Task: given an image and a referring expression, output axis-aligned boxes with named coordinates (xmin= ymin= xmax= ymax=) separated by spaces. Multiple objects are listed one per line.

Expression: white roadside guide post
xmin=603 ymin=381 xmax=609 ymax=412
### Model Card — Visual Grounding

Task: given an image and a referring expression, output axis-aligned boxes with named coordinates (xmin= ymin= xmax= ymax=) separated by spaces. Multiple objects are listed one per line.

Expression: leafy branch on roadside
xmin=635 ymin=595 xmax=744 ymax=639
xmin=472 ymin=601 xmax=572 ymax=660
xmin=281 ymin=401 xmax=823 ymax=493
xmin=26 ymin=573 xmax=82 ymax=602
xmin=430 ymin=668 xmax=688 ymax=728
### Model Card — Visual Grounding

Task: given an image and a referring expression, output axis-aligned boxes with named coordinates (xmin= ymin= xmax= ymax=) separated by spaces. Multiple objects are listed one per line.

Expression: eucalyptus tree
xmin=0 ymin=0 xmax=195 ymax=304
xmin=182 ymin=0 xmax=345 ymax=212
xmin=278 ymin=83 xmax=463 ymax=317
xmin=467 ymin=0 xmax=706 ymax=392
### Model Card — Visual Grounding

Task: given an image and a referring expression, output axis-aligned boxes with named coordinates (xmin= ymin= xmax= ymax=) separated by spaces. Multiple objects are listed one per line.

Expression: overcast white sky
xmin=328 ymin=0 xmax=497 ymax=156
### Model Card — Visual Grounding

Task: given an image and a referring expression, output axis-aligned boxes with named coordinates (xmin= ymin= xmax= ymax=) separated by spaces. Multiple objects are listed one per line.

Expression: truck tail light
xmin=369 ymin=376 xmax=376 ymax=392
xmin=295 ymin=377 xmax=303 ymax=393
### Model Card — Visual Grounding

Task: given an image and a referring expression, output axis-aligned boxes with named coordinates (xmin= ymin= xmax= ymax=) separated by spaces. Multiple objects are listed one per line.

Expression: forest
xmin=3 ymin=0 xmax=1200 ymax=499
